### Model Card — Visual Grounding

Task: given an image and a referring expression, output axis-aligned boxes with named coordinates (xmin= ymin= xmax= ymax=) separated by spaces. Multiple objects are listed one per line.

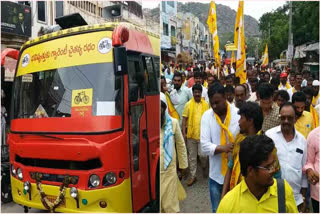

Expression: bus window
xmin=130 ymin=105 xmax=143 ymax=171
xmin=128 ymin=59 xmax=144 ymax=101
xmin=142 ymin=56 xmax=158 ymax=94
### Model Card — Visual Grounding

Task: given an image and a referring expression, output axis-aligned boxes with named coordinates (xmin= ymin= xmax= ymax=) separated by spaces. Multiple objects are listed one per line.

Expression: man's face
xmin=225 ymin=92 xmax=234 ymax=103
xmin=247 ymin=70 xmax=255 ymax=80
xmin=289 ymin=76 xmax=295 ymax=87
xmin=313 ymin=86 xmax=319 ymax=96
xmin=161 ymin=78 xmax=167 ymax=93
xmin=271 ymin=72 xmax=277 ymax=80
xmin=293 ymin=101 xmax=305 ymax=118
xmin=194 ymin=76 xmax=202 ymax=85
xmin=207 ymin=77 xmax=214 ymax=88
xmin=173 ymin=76 xmax=182 ymax=90
xmin=276 ymin=95 xmax=286 ymax=107
xmin=307 ymin=79 xmax=313 ymax=87
xmin=280 ymin=76 xmax=287 ymax=85
xmin=260 ymin=97 xmax=273 ymax=112
xmin=248 ymin=79 xmax=257 ymax=92
xmin=181 ymin=74 xmax=186 ymax=83
xmin=209 ymin=93 xmax=226 ymax=116
xmin=251 ymin=152 xmax=275 ymax=188
xmin=263 ymin=73 xmax=270 ymax=82
xmin=295 ymin=75 xmax=303 ymax=87
xmin=235 ymin=86 xmax=246 ymax=108
xmin=238 ymin=114 xmax=250 ymax=134
xmin=193 ymin=89 xmax=202 ymax=102
xmin=303 ymin=73 xmax=309 ymax=80
xmin=226 ymin=78 xmax=233 ymax=87
xmin=280 ymin=105 xmax=296 ymax=133
xmin=305 ymin=94 xmax=312 ymax=107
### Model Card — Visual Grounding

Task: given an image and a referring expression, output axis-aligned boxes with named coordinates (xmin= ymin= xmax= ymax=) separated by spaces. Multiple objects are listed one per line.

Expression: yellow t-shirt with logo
xmin=295 ymin=111 xmax=314 ymax=139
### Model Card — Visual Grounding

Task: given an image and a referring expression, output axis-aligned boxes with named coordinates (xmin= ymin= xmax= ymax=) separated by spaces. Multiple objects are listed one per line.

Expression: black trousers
xmin=312 ymin=198 xmax=319 ymax=213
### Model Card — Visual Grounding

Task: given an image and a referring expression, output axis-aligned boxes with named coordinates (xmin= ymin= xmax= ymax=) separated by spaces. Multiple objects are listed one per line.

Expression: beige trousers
xmin=186 ymin=138 xmax=208 ymax=178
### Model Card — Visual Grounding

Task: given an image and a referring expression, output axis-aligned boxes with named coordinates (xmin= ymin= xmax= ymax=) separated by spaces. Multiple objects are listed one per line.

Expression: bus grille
xmin=15 ymin=155 xmax=102 ymax=170
xmin=29 ymin=172 xmax=79 ymax=185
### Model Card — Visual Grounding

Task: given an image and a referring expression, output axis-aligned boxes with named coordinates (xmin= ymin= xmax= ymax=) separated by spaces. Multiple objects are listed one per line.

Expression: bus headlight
xmin=24 ymin=181 xmax=31 ymax=191
xmin=11 ymin=165 xmax=16 ymax=176
xmin=70 ymin=187 xmax=78 ymax=198
xmin=89 ymin=174 xmax=100 ymax=187
xmin=103 ymin=172 xmax=117 ymax=186
xmin=17 ymin=168 xmax=23 ymax=180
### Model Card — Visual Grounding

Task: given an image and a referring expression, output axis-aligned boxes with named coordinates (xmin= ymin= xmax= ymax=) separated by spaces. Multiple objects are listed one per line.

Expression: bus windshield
xmin=13 ymin=62 xmax=123 ymax=121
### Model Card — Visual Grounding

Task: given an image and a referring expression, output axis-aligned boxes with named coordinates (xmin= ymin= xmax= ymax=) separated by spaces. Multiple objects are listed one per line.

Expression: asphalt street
xmin=1 ymin=201 xmax=46 ymax=213
xmin=180 ymin=161 xmax=212 ymax=213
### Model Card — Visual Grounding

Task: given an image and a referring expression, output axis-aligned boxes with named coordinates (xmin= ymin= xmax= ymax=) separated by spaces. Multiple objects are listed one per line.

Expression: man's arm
xmin=221 ymin=166 xmax=232 ymax=199
xmin=182 ymin=117 xmax=188 ymax=142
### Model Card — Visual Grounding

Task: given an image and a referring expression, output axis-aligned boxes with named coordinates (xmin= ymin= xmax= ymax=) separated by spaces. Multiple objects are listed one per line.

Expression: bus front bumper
xmin=11 ymin=176 xmax=132 ymax=213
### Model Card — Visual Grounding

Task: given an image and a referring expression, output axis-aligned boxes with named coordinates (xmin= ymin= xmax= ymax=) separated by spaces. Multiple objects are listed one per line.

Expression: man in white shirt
xmin=200 ymin=83 xmax=240 ymax=212
xmin=170 ymin=72 xmax=192 ymax=126
xmin=266 ymin=102 xmax=308 ymax=212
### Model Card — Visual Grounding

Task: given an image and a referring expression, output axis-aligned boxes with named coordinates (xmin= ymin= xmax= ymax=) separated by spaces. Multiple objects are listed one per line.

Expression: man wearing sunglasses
xmin=266 ymin=102 xmax=308 ymax=212
xmin=217 ymin=135 xmax=297 ymax=213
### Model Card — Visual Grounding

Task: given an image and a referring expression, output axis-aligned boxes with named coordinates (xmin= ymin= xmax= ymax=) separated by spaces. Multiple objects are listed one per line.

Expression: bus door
xmin=127 ymin=54 xmax=151 ymax=211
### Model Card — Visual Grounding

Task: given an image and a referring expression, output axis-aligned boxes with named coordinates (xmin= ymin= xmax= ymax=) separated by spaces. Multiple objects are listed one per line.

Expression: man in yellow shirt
xmin=182 ymin=84 xmax=209 ymax=186
xmin=292 ymin=92 xmax=314 ymax=139
xmin=303 ymin=87 xmax=319 ymax=128
xmin=217 ymin=135 xmax=298 ymax=213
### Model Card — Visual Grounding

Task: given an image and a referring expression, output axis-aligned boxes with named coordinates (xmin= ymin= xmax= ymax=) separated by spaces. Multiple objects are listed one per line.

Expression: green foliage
xmin=258 ymin=1 xmax=319 ymax=61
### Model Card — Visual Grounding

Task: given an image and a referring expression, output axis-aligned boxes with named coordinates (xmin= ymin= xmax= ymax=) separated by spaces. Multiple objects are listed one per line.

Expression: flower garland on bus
xmin=35 ymin=172 xmax=70 ymax=212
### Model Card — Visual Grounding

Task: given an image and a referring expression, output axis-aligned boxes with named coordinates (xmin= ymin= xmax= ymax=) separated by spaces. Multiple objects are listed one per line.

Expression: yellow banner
xmin=207 ymin=1 xmax=221 ymax=68
xmin=17 ymin=31 xmax=113 ymax=77
xmin=262 ymin=44 xmax=269 ymax=66
xmin=234 ymin=0 xmax=246 ymax=84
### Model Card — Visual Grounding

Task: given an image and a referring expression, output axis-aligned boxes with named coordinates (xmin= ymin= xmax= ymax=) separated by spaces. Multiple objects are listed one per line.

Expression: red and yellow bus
xmin=8 ymin=22 xmax=160 ymax=212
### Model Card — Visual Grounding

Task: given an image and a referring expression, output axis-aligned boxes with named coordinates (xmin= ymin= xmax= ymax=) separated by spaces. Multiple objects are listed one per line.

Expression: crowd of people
xmin=160 ymin=61 xmax=319 ymax=213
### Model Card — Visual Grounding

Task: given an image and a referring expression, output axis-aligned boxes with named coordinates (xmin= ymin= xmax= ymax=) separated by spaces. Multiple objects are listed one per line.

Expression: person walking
xmin=160 ymin=94 xmax=188 ymax=213
xmin=200 ymin=83 xmax=240 ymax=212
xmin=182 ymin=84 xmax=209 ymax=186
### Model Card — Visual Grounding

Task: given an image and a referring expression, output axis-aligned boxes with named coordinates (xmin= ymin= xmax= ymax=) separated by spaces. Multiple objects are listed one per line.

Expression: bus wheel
xmin=23 ymin=206 xmax=29 ymax=213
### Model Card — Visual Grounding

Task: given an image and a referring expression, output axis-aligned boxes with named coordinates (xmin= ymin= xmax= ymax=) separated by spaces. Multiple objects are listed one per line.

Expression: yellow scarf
xmin=310 ymin=105 xmax=319 ymax=128
xmin=229 ymin=130 xmax=280 ymax=190
xmin=312 ymin=94 xmax=319 ymax=106
xmin=230 ymin=133 xmax=246 ymax=189
xmin=214 ymin=103 xmax=234 ymax=175
xmin=165 ymin=92 xmax=180 ymax=121
xmin=204 ymin=81 xmax=208 ymax=88
xmin=278 ymin=82 xmax=290 ymax=89
xmin=187 ymin=97 xmax=209 ymax=138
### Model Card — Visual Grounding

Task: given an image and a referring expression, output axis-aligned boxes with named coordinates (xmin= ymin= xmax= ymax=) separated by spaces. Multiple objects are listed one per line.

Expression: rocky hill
xmin=177 ymin=2 xmax=260 ymax=37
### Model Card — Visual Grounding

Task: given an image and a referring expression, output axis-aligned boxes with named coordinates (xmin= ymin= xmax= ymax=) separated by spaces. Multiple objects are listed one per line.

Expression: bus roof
xmin=21 ymin=22 xmax=160 ymax=51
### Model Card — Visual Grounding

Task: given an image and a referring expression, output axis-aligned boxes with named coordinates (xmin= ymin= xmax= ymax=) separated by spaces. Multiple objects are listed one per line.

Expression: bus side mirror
xmin=113 ymin=47 xmax=128 ymax=76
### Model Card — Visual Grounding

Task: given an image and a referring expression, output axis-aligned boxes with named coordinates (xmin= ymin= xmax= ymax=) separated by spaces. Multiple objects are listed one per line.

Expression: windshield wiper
xmin=20 ymin=133 xmax=64 ymax=140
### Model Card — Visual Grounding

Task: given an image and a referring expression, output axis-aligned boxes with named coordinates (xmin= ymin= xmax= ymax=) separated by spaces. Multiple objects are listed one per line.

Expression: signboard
xmin=16 ymin=31 xmax=113 ymax=76
xmin=1 ymin=1 xmax=32 ymax=37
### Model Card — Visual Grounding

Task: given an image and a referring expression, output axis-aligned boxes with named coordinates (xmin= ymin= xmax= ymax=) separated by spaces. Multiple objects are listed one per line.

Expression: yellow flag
xmin=183 ymin=19 xmax=191 ymax=41
xmin=207 ymin=1 xmax=220 ymax=68
xmin=234 ymin=0 xmax=246 ymax=84
xmin=262 ymin=44 xmax=269 ymax=66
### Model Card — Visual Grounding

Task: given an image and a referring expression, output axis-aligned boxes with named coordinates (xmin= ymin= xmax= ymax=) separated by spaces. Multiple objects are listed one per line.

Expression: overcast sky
xmin=142 ymin=0 xmax=286 ymax=21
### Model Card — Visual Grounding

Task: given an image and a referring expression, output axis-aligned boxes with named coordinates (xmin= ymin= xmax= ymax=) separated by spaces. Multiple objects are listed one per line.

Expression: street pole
xmin=288 ymin=1 xmax=293 ymax=70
